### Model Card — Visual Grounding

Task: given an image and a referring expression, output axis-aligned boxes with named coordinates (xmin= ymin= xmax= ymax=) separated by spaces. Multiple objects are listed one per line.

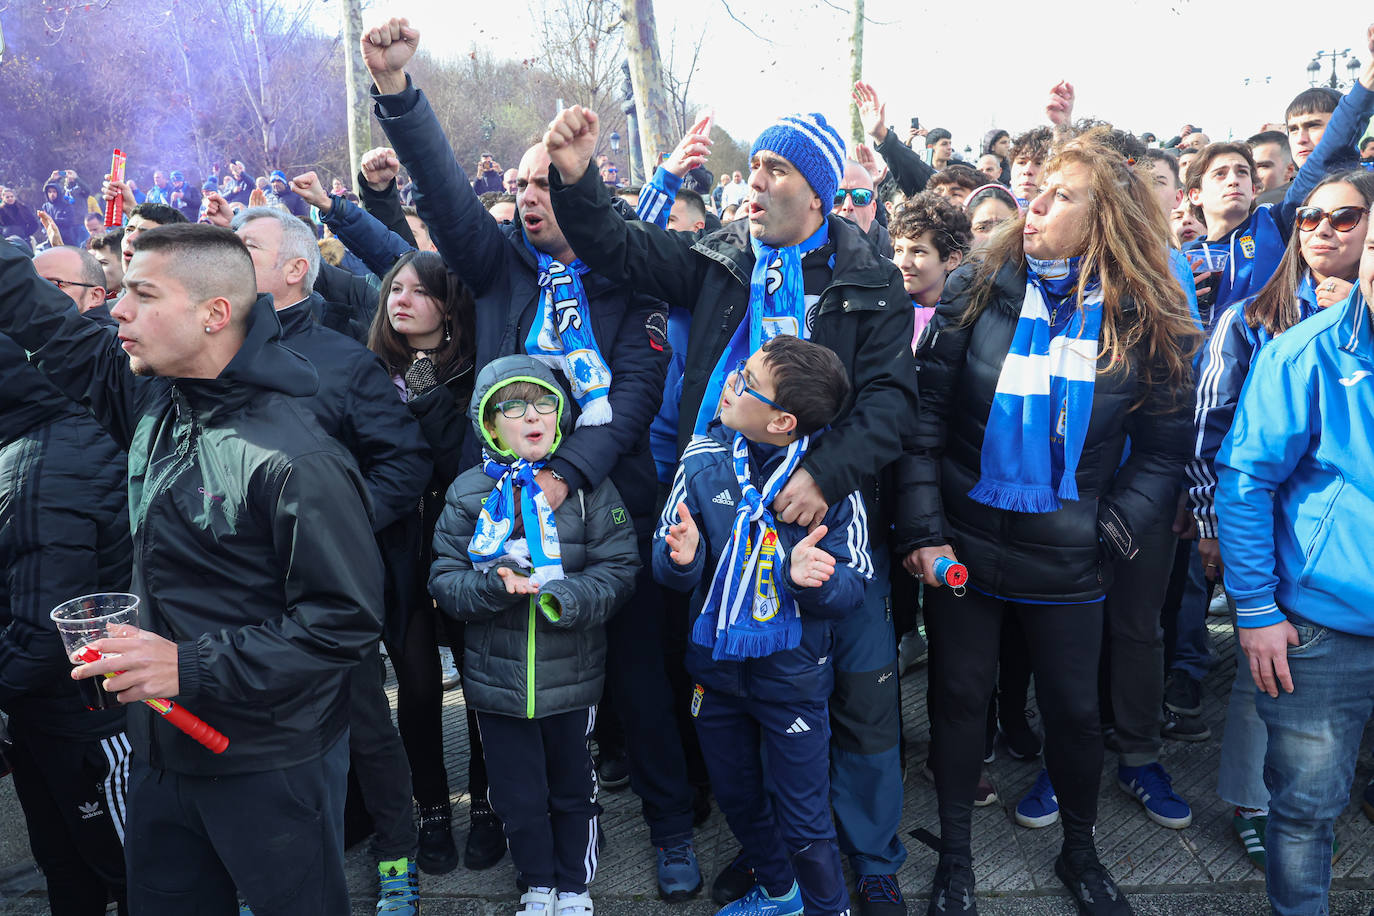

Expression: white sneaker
xmin=554 ymin=891 xmax=593 ymax=915
xmin=516 ymin=886 xmax=557 ymax=914
xmin=1207 ymin=589 xmax=1230 ymax=617
xmin=897 ymin=629 xmax=927 ymax=674
xmin=438 ymin=645 xmax=461 ymax=690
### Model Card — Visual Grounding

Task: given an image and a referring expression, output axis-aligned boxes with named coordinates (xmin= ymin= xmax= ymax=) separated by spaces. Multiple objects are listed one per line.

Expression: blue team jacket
xmin=1184 ymin=275 xmax=1356 ymax=536
xmin=1217 ymin=290 xmax=1374 ymax=636
xmin=653 ymin=424 xmax=873 ymax=701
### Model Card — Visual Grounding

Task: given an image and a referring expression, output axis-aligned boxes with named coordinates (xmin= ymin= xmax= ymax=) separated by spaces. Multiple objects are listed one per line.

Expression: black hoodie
xmin=0 ymin=239 xmax=383 ymax=776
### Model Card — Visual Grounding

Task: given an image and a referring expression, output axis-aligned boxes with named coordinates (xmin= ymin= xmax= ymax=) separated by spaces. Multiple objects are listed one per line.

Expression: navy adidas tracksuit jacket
xmin=652 ymin=423 xmax=869 ymax=915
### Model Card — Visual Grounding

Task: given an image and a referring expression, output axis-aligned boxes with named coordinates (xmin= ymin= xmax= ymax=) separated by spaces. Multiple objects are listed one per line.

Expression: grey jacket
xmin=428 ymin=356 xmax=640 ymax=718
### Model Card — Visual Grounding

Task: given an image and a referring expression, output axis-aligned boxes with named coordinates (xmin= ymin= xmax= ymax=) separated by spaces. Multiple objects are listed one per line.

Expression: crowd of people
xmin=3 ymin=12 xmax=1374 ymax=916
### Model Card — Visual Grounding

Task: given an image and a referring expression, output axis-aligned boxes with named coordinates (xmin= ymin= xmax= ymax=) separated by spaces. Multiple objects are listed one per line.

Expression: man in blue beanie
xmin=166 ymin=169 xmax=201 ymax=222
xmin=267 ymin=168 xmax=312 ymax=220
xmin=545 ymin=105 xmax=917 ymax=916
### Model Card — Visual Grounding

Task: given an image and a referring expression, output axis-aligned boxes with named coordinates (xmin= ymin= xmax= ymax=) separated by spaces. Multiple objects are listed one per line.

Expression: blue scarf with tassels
xmin=468 ymin=454 xmax=566 ymax=586
xmin=969 ymin=256 xmax=1103 ymax=514
xmin=694 ymin=221 xmax=829 ymax=433
xmin=692 ymin=432 xmax=809 ymax=660
xmin=523 ymin=237 xmax=614 ymax=427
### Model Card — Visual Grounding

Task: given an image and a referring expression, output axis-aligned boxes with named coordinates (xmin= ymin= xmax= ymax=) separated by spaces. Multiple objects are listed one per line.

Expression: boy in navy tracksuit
xmin=654 ymin=335 xmax=869 ymax=916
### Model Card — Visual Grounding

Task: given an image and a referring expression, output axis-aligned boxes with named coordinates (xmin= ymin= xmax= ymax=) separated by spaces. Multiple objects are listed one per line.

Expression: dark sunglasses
xmin=833 ymin=188 xmax=875 ymax=207
xmin=1295 ymin=205 xmax=1366 ymax=233
xmin=493 ymin=394 xmax=559 ymax=419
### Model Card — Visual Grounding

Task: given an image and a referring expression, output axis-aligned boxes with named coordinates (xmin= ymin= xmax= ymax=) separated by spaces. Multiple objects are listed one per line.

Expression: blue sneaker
xmin=715 ymin=882 xmax=804 ymax=916
xmin=376 ymin=857 xmax=419 ymax=914
xmin=1118 ymin=761 xmax=1193 ymax=829
xmin=657 ymin=839 xmax=703 ymax=900
xmin=1015 ymin=769 xmax=1060 ymax=828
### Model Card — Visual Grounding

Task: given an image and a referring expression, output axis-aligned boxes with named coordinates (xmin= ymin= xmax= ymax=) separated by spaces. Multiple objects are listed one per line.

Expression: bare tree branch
xmin=716 ymin=0 xmax=769 ymax=42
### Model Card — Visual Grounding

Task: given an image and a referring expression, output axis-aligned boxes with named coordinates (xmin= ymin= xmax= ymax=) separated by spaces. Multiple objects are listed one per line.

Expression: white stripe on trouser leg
xmin=583 ymin=705 xmax=599 ymax=882
xmin=100 ymin=734 xmax=131 ymax=844
xmin=583 ymin=815 xmax=599 ymax=884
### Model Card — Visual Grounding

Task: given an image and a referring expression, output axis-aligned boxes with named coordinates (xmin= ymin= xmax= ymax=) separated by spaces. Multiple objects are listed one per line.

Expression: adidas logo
xmin=785 ymin=717 xmax=811 ymax=734
xmin=78 ymin=801 xmax=103 ymax=819
xmin=711 ymin=489 xmax=735 ymax=506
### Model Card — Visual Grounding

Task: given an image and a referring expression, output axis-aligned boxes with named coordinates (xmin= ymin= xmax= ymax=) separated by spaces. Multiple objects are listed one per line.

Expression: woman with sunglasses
xmin=903 ymin=130 xmax=1198 ymax=913
xmin=964 ymin=184 xmax=1021 ymax=251
xmin=366 ymin=250 xmax=493 ymax=875
xmin=1184 ymin=170 xmax=1372 ymax=871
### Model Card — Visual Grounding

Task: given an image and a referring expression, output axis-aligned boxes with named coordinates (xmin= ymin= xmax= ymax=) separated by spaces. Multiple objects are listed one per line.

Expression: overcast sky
xmin=358 ymin=0 xmax=1371 ymax=152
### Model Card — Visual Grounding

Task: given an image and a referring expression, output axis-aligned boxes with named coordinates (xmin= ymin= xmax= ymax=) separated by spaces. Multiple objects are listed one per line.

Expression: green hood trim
xmin=475 ymin=374 xmax=567 ymax=460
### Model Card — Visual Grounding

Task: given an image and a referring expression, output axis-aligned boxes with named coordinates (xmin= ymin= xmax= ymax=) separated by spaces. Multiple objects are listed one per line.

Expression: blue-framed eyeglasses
xmin=730 ymin=359 xmax=785 ymax=411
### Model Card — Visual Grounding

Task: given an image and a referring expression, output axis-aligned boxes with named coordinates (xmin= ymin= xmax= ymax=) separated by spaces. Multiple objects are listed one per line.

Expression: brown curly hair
xmin=889 ymin=192 xmax=973 ymax=260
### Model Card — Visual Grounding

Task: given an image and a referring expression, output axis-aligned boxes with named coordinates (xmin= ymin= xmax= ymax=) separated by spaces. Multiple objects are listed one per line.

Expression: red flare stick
xmin=104 ymin=149 xmax=126 ymax=228
xmin=76 ymin=646 xmax=229 ymax=754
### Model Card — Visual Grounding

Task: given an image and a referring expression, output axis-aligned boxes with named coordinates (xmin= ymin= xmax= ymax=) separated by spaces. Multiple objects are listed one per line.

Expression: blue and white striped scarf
xmin=468 ymin=453 xmax=565 ymax=587
xmin=692 ymin=432 xmax=809 ymax=660
xmin=523 ymin=238 xmax=614 ymax=427
xmin=693 ymin=221 xmax=829 ymax=434
xmin=969 ymin=256 xmax=1103 ymax=513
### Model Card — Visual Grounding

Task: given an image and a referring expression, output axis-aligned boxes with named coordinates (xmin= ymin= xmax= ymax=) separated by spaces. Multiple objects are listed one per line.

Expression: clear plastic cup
xmin=1188 ymin=247 xmax=1230 ymax=274
xmin=50 ymin=593 xmax=139 ymax=710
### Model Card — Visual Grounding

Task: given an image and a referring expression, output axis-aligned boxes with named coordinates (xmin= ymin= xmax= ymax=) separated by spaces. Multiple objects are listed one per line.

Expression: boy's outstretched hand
xmin=497 ymin=566 xmax=539 ymax=595
xmin=790 ymin=525 xmax=834 ymax=588
xmin=665 ymin=503 xmax=700 ymax=567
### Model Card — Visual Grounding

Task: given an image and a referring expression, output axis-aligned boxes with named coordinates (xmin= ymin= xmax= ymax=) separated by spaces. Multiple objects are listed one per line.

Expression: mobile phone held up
xmin=910 ymin=116 xmax=920 ymax=131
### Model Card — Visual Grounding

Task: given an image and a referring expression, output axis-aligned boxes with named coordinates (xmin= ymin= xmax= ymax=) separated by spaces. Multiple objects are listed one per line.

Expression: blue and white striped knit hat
xmin=750 ymin=113 xmax=847 ymax=207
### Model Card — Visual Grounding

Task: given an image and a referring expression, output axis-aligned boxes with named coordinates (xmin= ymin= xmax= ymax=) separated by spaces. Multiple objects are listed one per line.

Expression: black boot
xmin=464 ymin=798 xmax=507 ymax=870
xmin=416 ymin=803 xmax=458 ymax=875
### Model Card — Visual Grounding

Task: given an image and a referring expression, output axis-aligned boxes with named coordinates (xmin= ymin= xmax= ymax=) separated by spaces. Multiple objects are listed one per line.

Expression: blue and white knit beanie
xmin=750 ymin=113 xmax=847 ymax=207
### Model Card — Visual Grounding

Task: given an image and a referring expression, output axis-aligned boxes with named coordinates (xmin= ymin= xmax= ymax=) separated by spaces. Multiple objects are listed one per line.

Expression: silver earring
xmin=204 ymin=327 xmax=212 ymax=333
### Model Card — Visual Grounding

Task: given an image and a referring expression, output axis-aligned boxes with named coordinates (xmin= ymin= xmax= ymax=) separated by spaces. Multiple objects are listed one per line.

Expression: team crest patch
xmin=1240 ymin=236 xmax=1255 ymax=258
xmin=691 ymin=684 xmax=704 ymax=718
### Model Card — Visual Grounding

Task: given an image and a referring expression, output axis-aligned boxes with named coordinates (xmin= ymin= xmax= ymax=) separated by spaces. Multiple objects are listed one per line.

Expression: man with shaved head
xmin=0 ymin=225 xmax=383 ymax=914
xmin=361 ymin=17 xmax=701 ymax=900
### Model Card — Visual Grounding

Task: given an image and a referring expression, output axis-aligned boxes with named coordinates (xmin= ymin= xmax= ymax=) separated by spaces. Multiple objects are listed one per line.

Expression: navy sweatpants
xmin=829 ymin=549 xmax=906 ymax=875
xmin=691 ymin=687 xmax=848 ymax=916
xmin=476 ymin=707 xmax=600 ymax=893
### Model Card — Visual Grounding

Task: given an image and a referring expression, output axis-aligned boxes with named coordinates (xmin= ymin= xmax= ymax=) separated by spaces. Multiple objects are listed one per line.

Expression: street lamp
xmin=1308 ymin=48 xmax=1358 ymax=90
xmin=609 ymin=132 xmax=621 ymax=153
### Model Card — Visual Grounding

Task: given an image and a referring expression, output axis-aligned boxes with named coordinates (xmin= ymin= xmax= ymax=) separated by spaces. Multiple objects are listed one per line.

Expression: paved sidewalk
xmin=2 ymin=614 xmax=1372 ymax=914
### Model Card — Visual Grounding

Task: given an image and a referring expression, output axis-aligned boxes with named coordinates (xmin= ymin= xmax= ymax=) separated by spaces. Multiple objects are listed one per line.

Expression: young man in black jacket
xmin=0 ymin=225 xmax=383 ymax=916
xmin=0 ymin=256 xmax=131 ymax=916
xmin=360 ymin=17 xmax=698 ymax=901
xmin=543 ymin=101 xmax=919 ymax=915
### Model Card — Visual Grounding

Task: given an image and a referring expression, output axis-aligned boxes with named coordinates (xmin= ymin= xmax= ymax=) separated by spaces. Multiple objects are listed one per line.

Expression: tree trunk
xmin=848 ymin=0 xmax=864 ymax=147
xmin=168 ymin=0 xmax=211 ymax=172
xmin=622 ymin=0 xmax=674 ymax=184
xmin=341 ymin=0 xmax=370 ymax=182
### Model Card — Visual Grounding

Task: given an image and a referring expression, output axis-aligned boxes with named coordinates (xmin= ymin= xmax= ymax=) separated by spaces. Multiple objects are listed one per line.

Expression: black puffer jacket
xmin=429 ymin=356 xmax=639 ymax=719
xmin=0 ymin=240 xmax=384 ymax=776
xmin=896 ymin=261 xmax=1191 ymax=603
xmin=0 ymin=324 xmax=130 ymax=740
